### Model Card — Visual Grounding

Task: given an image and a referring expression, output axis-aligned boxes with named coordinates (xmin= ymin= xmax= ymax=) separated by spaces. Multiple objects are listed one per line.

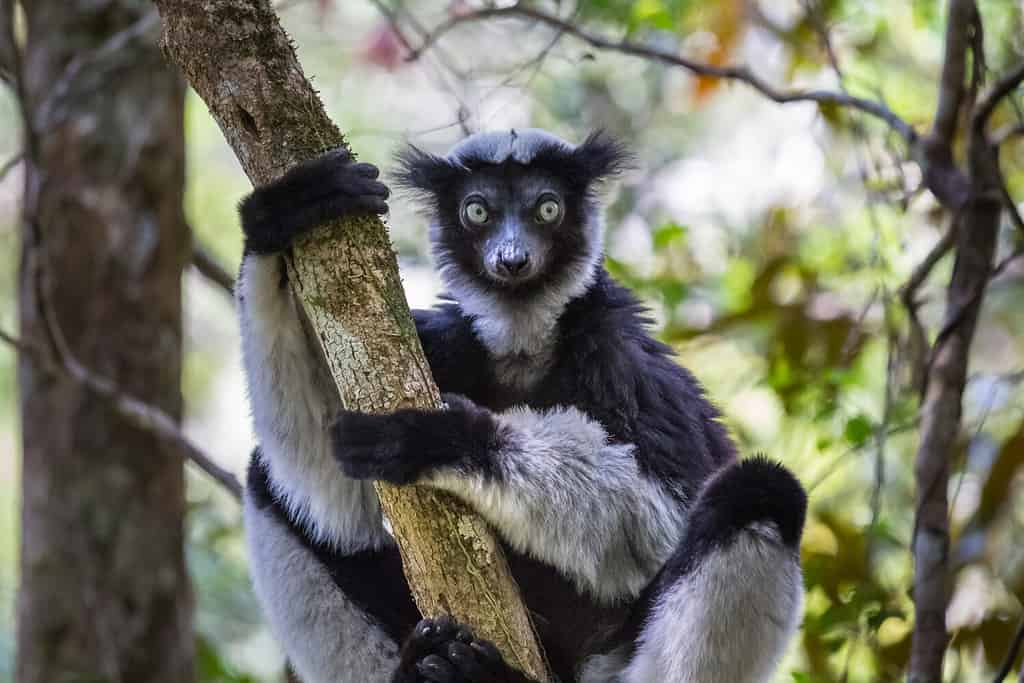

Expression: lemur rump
xmin=238 ymin=129 xmax=807 ymax=683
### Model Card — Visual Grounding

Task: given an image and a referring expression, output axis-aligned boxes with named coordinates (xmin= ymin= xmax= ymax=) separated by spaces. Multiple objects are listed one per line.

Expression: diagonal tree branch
xmin=993 ymin=618 xmax=1024 ymax=682
xmin=0 ymin=324 xmax=242 ymax=499
xmin=152 ymin=0 xmax=549 ymax=677
xmin=192 ymin=244 xmax=236 ymax=298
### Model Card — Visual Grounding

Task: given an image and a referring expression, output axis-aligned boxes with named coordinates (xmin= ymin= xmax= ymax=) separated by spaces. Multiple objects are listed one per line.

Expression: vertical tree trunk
xmin=15 ymin=2 xmax=194 ymax=682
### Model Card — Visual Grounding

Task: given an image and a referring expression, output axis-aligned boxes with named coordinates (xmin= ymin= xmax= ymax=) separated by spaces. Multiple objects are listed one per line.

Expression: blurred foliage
xmin=2 ymin=0 xmax=1024 ymax=681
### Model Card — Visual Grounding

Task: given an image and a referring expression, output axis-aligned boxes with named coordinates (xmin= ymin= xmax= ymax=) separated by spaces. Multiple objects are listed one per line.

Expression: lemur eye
xmin=463 ymin=200 xmax=489 ymax=226
xmin=536 ymin=197 xmax=561 ymax=224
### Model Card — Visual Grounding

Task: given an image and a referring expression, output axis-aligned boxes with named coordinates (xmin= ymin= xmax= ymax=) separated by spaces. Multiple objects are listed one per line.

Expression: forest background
xmin=1 ymin=1 xmax=1023 ymax=681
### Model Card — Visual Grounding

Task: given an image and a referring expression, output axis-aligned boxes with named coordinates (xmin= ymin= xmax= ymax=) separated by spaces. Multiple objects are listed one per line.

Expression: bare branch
xmin=0 ymin=150 xmax=21 ymax=182
xmin=902 ymin=221 xmax=958 ymax=308
xmin=409 ymin=4 xmax=917 ymax=142
xmin=192 ymin=245 xmax=235 ymax=298
xmin=802 ymin=0 xmax=846 ymax=89
xmin=994 ymin=618 xmax=1024 ymax=682
xmin=0 ymin=326 xmax=242 ymax=499
xmin=973 ymin=61 xmax=1024 ymax=135
xmin=931 ymin=0 xmax=976 ymax=143
xmin=993 ymin=122 xmax=1024 ymax=145
xmin=931 ymin=244 xmax=1024 ymax=348
xmin=909 ymin=3 xmax=997 ymax=680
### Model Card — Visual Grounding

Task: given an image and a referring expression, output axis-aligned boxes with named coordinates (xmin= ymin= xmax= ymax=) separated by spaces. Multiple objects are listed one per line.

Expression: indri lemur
xmin=238 ymin=129 xmax=807 ymax=683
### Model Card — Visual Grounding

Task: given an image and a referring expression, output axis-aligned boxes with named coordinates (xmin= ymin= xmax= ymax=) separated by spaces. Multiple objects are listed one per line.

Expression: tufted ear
xmin=571 ymin=130 xmax=634 ymax=185
xmin=527 ymin=130 xmax=634 ymax=191
xmin=392 ymin=145 xmax=467 ymax=201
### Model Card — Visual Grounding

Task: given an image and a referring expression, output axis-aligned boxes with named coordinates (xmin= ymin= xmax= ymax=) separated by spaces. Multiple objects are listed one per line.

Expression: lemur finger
xmin=350 ymin=196 xmax=390 ymax=215
xmin=468 ymin=639 xmax=503 ymax=667
xmin=353 ymin=177 xmax=390 ymax=198
xmin=445 ymin=642 xmax=486 ymax=679
xmin=350 ymin=161 xmax=381 ymax=179
xmin=416 ymin=655 xmax=456 ymax=683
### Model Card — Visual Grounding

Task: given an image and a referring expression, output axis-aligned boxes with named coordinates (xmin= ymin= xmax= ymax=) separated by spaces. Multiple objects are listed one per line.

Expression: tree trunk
xmin=15 ymin=2 xmax=193 ymax=682
xmin=152 ymin=1 xmax=549 ymax=679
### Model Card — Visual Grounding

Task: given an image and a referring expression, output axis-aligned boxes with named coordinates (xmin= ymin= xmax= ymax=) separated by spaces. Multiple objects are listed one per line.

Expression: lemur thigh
xmin=585 ymin=458 xmax=807 ymax=683
xmin=244 ymin=497 xmax=400 ymax=683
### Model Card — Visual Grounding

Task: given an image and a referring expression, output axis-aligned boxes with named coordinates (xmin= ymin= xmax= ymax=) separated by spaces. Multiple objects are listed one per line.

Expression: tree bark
xmin=152 ymin=1 xmax=549 ymax=679
xmin=909 ymin=2 xmax=1001 ymax=681
xmin=15 ymin=2 xmax=193 ymax=682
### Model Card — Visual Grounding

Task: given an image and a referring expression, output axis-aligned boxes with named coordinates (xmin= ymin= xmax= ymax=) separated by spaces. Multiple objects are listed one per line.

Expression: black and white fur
xmin=238 ymin=129 xmax=807 ymax=683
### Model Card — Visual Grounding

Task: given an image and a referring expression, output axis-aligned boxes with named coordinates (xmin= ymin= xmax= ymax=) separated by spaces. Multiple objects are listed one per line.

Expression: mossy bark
xmin=152 ymin=1 xmax=548 ymax=679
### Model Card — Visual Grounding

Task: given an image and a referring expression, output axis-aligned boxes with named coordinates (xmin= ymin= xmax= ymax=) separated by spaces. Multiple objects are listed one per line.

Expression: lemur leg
xmin=332 ymin=396 xmax=686 ymax=602
xmin=244 ymin=479 xmax=406 ymax=683
xmin=238 ymin=152 xmax=412 ymax=683
xmin=583 ymin=458 xmax=807 ymax=683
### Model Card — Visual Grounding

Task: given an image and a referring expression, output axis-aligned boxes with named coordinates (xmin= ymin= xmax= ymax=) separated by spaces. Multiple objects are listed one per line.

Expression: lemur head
xmin=395 ymin=129 xmax=631 ymax=310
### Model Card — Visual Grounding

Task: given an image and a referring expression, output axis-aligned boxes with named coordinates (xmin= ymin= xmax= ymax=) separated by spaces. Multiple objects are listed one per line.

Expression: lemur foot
xmin=330 ymin=394 xmax=497 ymax=485
xmin=239 ymin=148 xmax=390 ymax=254
xmin=392 ymin=616 xmax=532 ymax=683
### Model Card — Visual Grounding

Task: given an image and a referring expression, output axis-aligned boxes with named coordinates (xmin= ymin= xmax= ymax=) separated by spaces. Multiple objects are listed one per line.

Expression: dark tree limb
xmin=408 ymin=4 xmax=917 ymax=142
xmin=192 ymin=244 xmax=236 ymax=298
xmin=152 ymin=0 xmax=549 ymax=678
xmin=909 ymin=3 xmax=1004 ymax=680
xmin=993 ymin=618 xmax=1024 ymax=682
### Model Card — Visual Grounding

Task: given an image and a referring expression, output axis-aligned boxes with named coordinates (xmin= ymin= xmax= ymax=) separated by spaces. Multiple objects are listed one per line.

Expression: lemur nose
xmin=497 ymin=252 xmax=530 ymax=277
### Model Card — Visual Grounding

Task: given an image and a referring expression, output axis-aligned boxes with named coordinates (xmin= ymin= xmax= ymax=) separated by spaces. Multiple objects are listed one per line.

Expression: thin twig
xmin=973 ymin=61 xmax=1024 ymax=135
xmin=802 ymin=0 xmax=846 ymax=89
xmin=902 ymin=220 xmax=958 ymax=307
xmin=901 ymin=219 xmax=958 ymax=390
xmin=993 ymin=618 xmax=1024 ymax=682
xmin=931 ymin=244 xmax=1024 ymax=350
xmin=408 ymin=4 xmax=917 ymax=142
xmin=993 ymin=122 xmax=1024 ymax=145
xmin=192 ymin=246 xmax=236 ymax=298
xmin=0 ymin=150 xmax=22 ymax=182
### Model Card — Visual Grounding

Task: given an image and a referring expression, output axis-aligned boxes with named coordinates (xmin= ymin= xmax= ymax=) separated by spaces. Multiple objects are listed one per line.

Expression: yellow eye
xmin=464 ymin=201 xmax=489 ymax=225
xmin=537 ymin=198 xmax=561 ymax=223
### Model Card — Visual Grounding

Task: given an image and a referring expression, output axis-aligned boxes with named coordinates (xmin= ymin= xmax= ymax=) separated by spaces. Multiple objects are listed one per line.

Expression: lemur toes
xmin=394 ymin=616 xmax=527 ymax=683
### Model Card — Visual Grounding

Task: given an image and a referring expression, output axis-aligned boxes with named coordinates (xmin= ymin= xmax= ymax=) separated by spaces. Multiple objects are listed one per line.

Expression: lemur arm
xmin=332 ymin=394 xmax=685 ymax=602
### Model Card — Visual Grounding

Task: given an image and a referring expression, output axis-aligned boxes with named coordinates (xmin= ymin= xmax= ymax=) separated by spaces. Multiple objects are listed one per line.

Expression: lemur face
xmin=395 ymin=129 xmax=631 ymax=302
xmin=441 ymin=164 xmax=586 ymax=294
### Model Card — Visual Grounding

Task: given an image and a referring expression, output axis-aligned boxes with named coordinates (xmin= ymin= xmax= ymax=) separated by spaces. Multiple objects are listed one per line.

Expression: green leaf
xmin=653 ymin=222 xmax=689 ymax=249
xmin=844 ymin=414 xmax=873 ymax=448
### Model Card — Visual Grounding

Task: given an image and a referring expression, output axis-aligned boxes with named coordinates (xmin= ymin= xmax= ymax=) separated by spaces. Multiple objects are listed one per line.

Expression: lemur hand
xmin=239 ymin=148 xmax=389 ymax=254
xmin=391 ymin=616 xmax=533 ymax=683
xmin=330 ymin=394 xmax=497 ymax=485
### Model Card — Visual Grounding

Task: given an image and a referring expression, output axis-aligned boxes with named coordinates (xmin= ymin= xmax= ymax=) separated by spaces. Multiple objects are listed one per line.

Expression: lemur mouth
xmin=485 ymin=269 xmax=540 ymax=290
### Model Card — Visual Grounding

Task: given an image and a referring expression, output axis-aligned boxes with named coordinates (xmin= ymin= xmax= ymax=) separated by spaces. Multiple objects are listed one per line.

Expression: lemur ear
xmin=572 ymin=130 xmax=634 ymax=186
xmin=392 ymin=145 xmax=466 ymax=200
